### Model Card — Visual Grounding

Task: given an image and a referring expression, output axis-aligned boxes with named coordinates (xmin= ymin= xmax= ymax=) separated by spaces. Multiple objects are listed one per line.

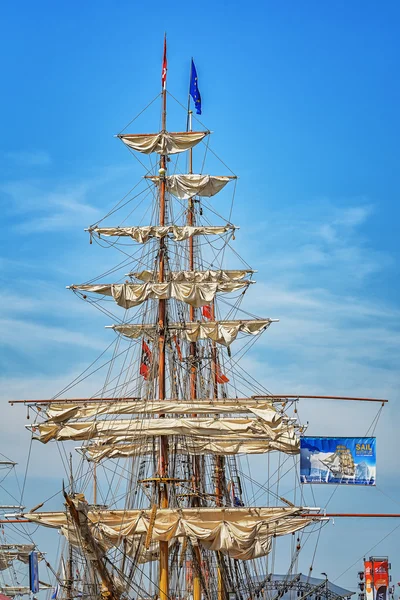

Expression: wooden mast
xmin=158 ymin=34 xmax=169 ymax=600
xmin=212 ymin=302 xmax=225 ymax=600
xmin=187 ymin=105 xmax=202 ymax=600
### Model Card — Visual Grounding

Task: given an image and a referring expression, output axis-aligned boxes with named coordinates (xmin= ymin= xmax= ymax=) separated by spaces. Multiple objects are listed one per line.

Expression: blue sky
xmin=1 ymin=0 xmax=400 ymax=594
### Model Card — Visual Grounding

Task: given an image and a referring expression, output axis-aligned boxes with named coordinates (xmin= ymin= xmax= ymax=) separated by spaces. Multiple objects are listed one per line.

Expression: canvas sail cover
xmin=32 ymin=416 xmax=297 ymax=444
xmin=118 ymin=131 xmax=209 ymax=155
xmin=81 ymin=434 xmax=299 ymax=461
xmin=70 ymin=281 xmax=252 ymax=309
xmin=147 ymin=174 xmax=234 ymax=199
xmin=130 ymin=269 xmax=253 ymax=283
xmin=24 ymin=505 xmax=315 ymax=561
xmin=43 ymin=398 xmax=282 ymax=422
xmin=88 ymin=225 xmax=236 ymax=243
xmin=112 ymin=319 xmax=271 ymax=346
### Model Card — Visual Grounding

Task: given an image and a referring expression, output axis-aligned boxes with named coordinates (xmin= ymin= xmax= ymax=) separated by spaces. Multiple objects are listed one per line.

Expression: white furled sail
xmin=88 ymin=225 xmax=236 ymax=243
xmin=112 ymin=319 xmax=272 ymax=346
xmin=24 ymin=505 xmax=316 ymax=561
xmin=130 ymin=269 xmax=253 ymax=282
xmin=32 ymin=415 xmax=295 ymax=444
xmin=147 ymin=174 xmax=234 ymax=199
xmin=80 ymin=436 xmax=299 ymax=461
xmin=43 ymin=398 xmax=282 ymax=422
xmin=69 ymin=280 xmax=253 ymax=309
xmin=0 ymin=545 xmax=37 ymax=570
xmin=118 ymin=131 xmax=209 ymax=155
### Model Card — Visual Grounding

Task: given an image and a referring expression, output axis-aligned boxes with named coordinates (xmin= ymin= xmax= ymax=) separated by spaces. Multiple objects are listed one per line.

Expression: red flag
xmin=140 ymin=340 xmax=152 ymax=380
xmin=215 ymin=364 xmax=229 ymax=384
xmin=173 ymin=335 xmax=183 ymax=361
xmin=161 ymin=35 xmax=167 ymax=90
xmin=202 ymin=304 xmax=212 ymax=320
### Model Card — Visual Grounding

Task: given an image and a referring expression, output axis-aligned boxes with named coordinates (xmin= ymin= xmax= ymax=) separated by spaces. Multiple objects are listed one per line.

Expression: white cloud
xmin=1 ymin=164 xmax=132 ymax=232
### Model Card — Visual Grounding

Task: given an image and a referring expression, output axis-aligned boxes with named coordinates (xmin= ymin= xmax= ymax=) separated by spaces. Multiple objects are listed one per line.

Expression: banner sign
xmin=373 ymin=560 xmax=389 ymax=600
xmin=29 ymin=551 xmax=39 ymax=593
xmin=300 ymin=437 xmax=376 ymax=485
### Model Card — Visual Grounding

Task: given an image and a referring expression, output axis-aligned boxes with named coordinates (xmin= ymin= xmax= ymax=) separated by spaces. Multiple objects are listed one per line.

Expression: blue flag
xmin=189 ymin=59 xmax=202 ymax=115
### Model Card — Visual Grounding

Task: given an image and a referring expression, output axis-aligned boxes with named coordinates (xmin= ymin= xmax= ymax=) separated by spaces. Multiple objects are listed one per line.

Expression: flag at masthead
xmin=189 ymin=59 xmax=202 ymax=114
xmin=161 ymin=34 xmax=167 ymax=90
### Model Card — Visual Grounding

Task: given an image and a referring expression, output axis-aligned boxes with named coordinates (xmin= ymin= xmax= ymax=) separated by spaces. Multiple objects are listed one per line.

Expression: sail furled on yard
xmin=69 ymin=280 xmax=253 ymax=309
xmin=147 ymin=174 xmax=234 ymax=199
xmin=80 ymin=437 xmax=298 ymax=461
xmin=130 ymin=269 xmax=253 ymax=283
xmin=23 ymin=505 xmax=316 ymax=561
xmin=118 ymin=131 xmax=209 ymax=155
xmin=43 ymin=398 xmax=284 ymax=422
xmin=32 ymin=416 xmax=296 ymax=444
xmin=81 ymin=431 xmax=299 ymax=460
xmin=88 ymin=225 xmax=236 ymax=243
xmin=112 ymin=319 xmax=272 ymax=346
xmin=0 ymin=545 xmax=37 ymax=570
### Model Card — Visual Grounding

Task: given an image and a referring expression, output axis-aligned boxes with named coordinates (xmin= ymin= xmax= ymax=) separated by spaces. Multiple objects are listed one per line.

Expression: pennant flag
xmin=215 ymin=364 xmax=229 ymax=384
xmin=161 ymin=35 xmax=167 ymax=90
xmin=173 ymin=335 xmax=183 ymax=361
xmin=51 ymin=585 xmax=60 ymax=600
xmin=189 ymin=59 xmax=202 ymax=115
xmin=202 ymin=304 xmax=212 ymax=320
xmin=140 ymin=339 xmax=152 ymax=380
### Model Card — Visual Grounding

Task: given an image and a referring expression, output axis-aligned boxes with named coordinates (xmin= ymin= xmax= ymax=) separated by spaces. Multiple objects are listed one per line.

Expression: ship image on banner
xmin=300 ymin=437 xmax=376 ymax=485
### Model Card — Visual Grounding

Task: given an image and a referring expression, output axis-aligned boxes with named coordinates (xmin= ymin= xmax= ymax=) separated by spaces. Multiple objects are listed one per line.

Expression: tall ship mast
xmin=9 ymin=40 xmax=351 ymax=600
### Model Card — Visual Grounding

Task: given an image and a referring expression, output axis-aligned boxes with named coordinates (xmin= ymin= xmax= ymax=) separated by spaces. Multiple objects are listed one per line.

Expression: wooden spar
xmin=302 ymin=513 xmax=400 ymax=518
xmin=63 ymin=491 xmax=119 ymax=600
xmin=117 ymin=130 xmax=208 ymax=137
xmin=3 ymin=513 xmax=400 ymax=528
xmin=143 ymin=175 xmax=237 ymax=180
xmin=212 ymin=301 xmax=226 ymax=600
xmin=158 ymin=38 xmax=169 ymax=600
xmin=8 ymin=395 xmax=388 ymax=405
xmin=253 ymin=395 xmax=389 ymax=403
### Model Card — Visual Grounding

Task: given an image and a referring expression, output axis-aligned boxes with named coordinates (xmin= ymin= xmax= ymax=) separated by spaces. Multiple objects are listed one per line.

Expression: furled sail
xmin=43 ymin=398 xmax=282 ymax=422
xmin=118 ymin=131 xmax=209 ymax=155
xmin=69 ymin=280 xmax=252 ymax=309
xmin=130 ymin=269 xmax=253 ymax=283
xmin=0 ymin=544 xmax=37 ymax=570
xmin=23 ymin=506 xmax=316 ymax=561
xmin=112 ymin=319 xmax=272 ymax=346
xmin=0 ymin=588 xmax=39 ymax=596
xmin=88 ymin=225 xmax=236 ymax=243
xmin=147 ymin=174 xmax=234 ymax=199
xmin=32 ymin=416 xmax=296 ymax=444
xmin=81 ymin=435 xmax=299 ymax=461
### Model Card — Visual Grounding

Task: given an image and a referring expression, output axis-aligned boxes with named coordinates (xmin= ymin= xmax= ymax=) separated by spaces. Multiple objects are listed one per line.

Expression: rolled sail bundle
xmin=80 ymin=433 xmax=299 ymax=461
xmin=44 ymin=397 xmax=281 ymax=423
xmin=0 ymin=544 xmax=38 ymax=570
xmin=118 ymin=131 xmax=209 ymax=155
xmin=32 ymin=416 xmax=294 ymax=443
xmin=147 ymin=174 xmax=235 ymax=199
xmin=69 ymin=280 xmax=252 ymax=309
xmin=32 ymin=415 xmax=300 ymax=458
xmin=88 ymin=225 xmax=236 ymax=243
xmin=23 ymin=504 xmax=316 ymax=561
xmin=130 ymin=269 xmax=254 ymax=283
xmin=112 ymin=319 xmax=271 ymax=347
